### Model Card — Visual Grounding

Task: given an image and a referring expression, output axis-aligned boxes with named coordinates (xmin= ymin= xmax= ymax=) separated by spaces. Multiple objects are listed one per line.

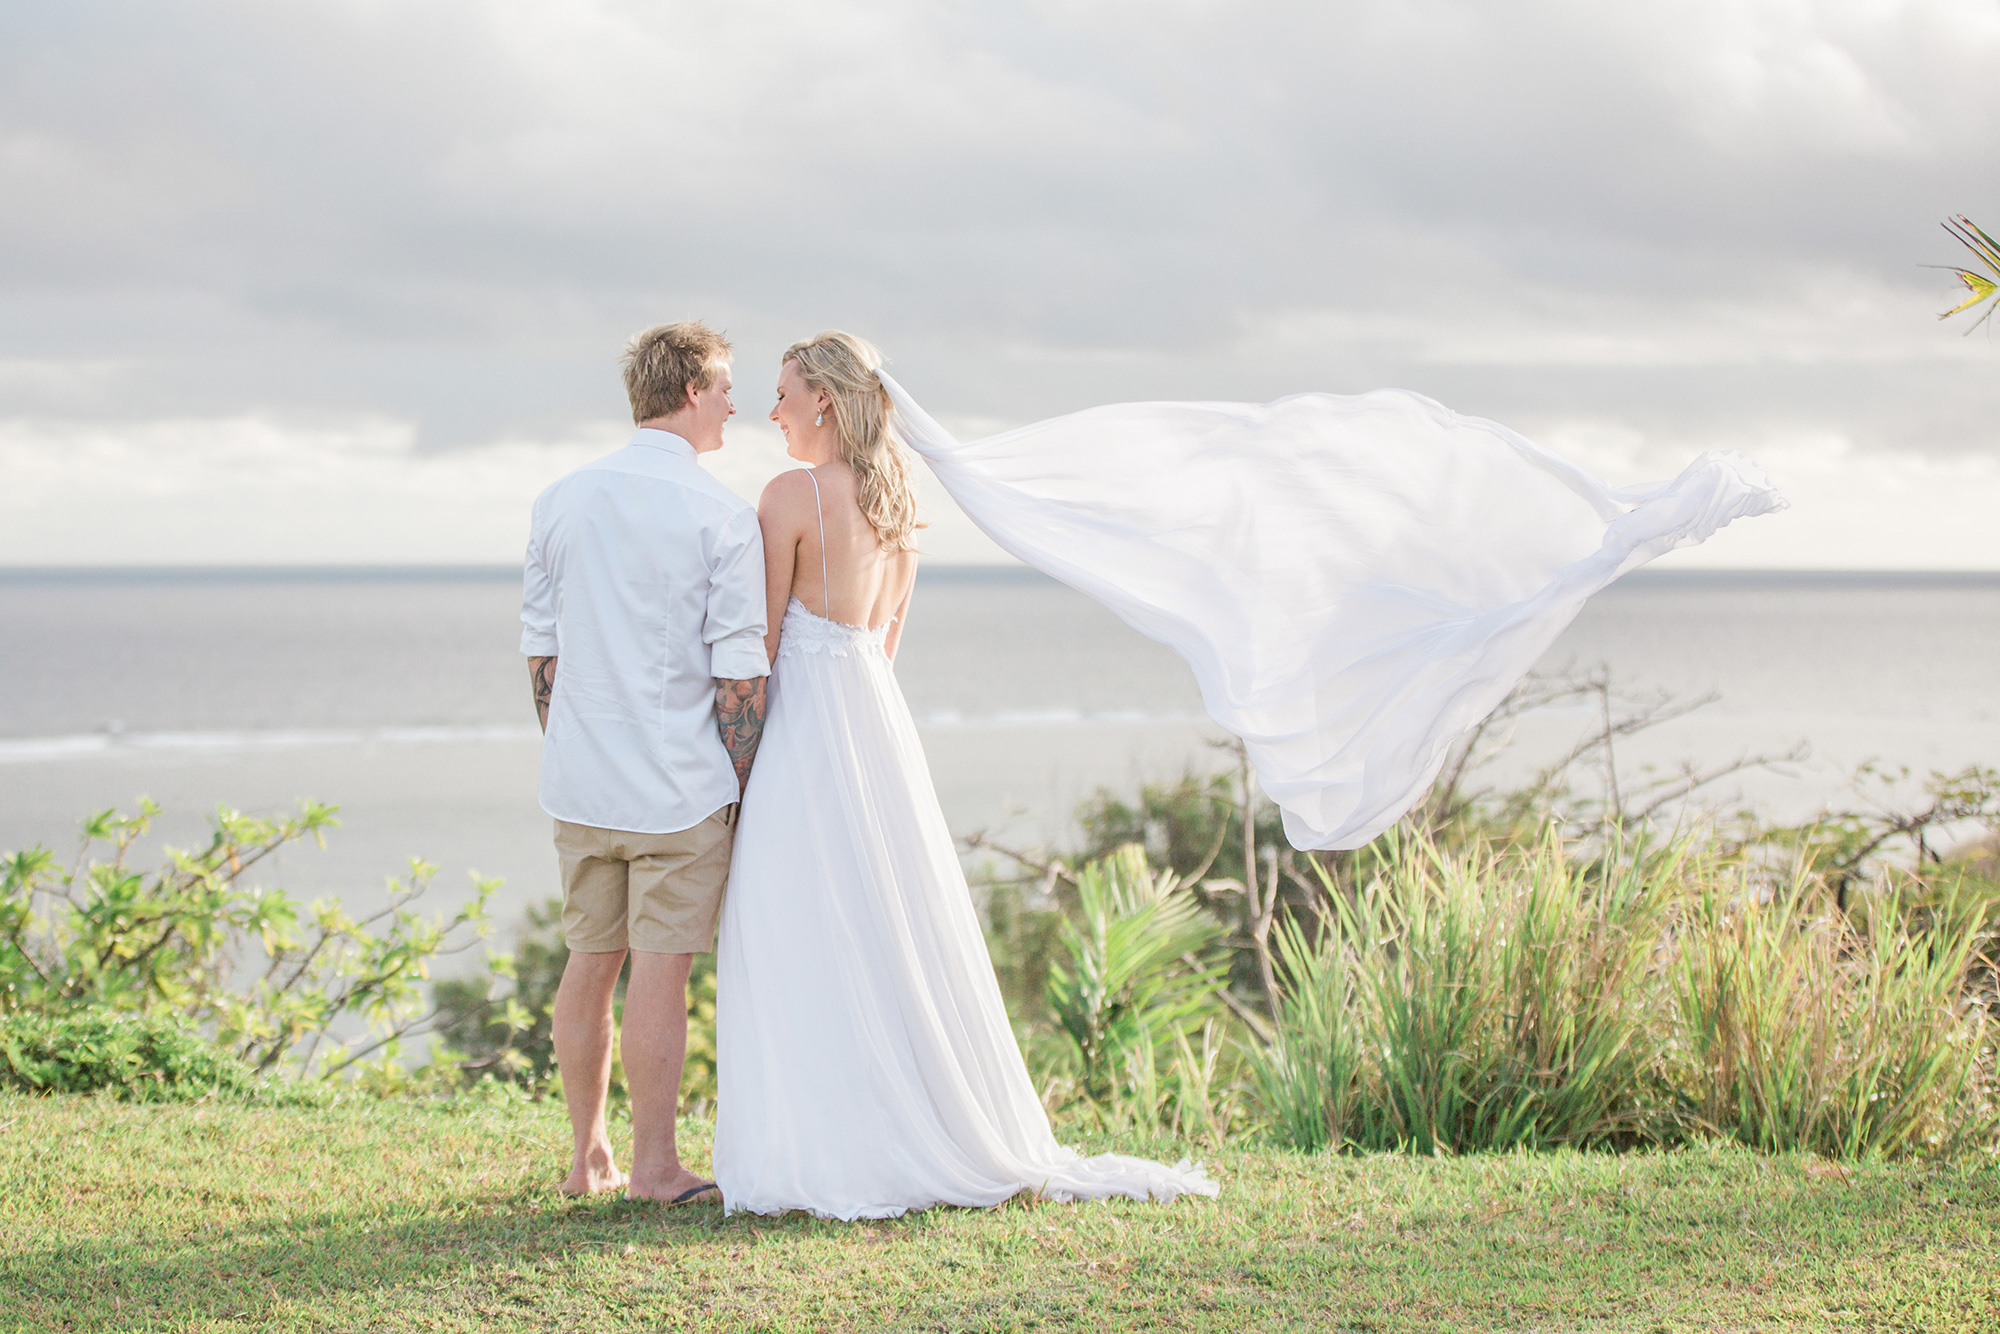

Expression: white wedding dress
xmin=712 ymin=593 xmax=1219 ymax=1219
xmin=714 ymin=374 xmax=1785 ymax=1218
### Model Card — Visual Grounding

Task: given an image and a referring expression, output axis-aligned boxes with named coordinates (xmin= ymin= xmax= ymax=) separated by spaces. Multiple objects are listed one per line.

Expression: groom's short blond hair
xmin=622 ymin=321 xmax=733 ymax=424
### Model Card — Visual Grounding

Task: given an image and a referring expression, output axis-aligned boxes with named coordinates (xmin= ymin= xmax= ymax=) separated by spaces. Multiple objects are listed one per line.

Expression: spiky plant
xmin=1043 ymin=844 xmax=1228 ymax=1103
xmin=1935 ymin=215 xmax=2000 ymax=334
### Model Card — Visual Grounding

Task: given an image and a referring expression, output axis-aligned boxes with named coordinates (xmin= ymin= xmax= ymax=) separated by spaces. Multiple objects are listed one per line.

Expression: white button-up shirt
xmin=520 ymin=429 xmax=770 ymax=834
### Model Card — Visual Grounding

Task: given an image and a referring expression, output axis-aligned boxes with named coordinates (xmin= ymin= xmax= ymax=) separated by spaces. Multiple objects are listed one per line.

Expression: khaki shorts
xmin=553 ymin=806 xmax=736 ymax=955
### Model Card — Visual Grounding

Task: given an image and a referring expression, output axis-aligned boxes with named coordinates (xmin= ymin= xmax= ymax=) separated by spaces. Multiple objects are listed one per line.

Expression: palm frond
xmin=1937 ymin=215 xmax=2000 ymax=333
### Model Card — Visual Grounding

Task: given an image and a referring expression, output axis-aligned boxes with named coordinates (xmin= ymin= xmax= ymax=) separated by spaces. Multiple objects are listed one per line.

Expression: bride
xmin=712 ymin=329 xmax=1783 ymax=1219
xmin=711 ymin=331 xmax=1217 ymax=1218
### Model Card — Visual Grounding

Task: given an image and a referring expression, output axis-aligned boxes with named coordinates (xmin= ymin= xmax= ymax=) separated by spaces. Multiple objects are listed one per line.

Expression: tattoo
xmin=715 ymin=677 xmax=768 ymax=792
xmin=529 ymin=656 xmax=557 ymax=733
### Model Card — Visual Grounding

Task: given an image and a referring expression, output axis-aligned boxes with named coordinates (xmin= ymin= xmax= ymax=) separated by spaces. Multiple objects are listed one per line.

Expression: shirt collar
xmin=631 ymin=428 xmax=697 ymax=460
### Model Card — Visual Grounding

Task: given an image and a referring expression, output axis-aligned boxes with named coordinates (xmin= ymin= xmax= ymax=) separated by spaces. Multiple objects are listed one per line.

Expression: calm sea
xmin=2 ymin=567 xmax=1996 ymax=926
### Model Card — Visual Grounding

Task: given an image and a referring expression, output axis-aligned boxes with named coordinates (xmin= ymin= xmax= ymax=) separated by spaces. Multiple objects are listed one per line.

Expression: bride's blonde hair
xmin=784 ymin=330 xmax=922 ymax=551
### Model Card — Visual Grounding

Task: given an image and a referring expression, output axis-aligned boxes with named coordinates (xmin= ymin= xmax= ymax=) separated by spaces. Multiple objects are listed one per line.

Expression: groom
xmin=519 ymin=320 xmax=769 ymax=1202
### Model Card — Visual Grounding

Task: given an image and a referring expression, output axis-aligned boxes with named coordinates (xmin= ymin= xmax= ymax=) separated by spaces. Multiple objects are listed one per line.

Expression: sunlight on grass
xmin=2 ymin=1093 xmax=1996 ymax=1332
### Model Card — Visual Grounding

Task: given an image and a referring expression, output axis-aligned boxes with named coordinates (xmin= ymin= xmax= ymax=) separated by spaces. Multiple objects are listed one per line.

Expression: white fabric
xmin=520 ymin=429 xmax=769 ymax=835
xmin=713 ymin=598 xmax=1220 ymax=1219
xmin=879 ymin=375 xmax=1787 ymax=850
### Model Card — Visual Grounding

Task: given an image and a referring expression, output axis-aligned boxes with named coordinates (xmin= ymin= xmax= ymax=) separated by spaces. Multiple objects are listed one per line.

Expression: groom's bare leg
xmin=552 ymin=948 xmax=629 ymax=1195
xmin=622 ymin=950 xmax=715 ymax=1201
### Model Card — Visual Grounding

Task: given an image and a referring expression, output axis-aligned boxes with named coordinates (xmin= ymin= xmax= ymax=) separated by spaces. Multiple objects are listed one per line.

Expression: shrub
xmin=0 ymin=1006 xmax=297 ymax=1102
xmin=0 ymin=800 xmax=499 ymax=1082
xmin=430 ymin=897 xmax=570 ymax=1087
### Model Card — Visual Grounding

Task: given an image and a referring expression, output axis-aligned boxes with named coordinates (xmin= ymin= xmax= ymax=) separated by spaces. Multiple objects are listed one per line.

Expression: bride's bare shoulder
xmin=758 ymin=468 xmax=819 ymax=525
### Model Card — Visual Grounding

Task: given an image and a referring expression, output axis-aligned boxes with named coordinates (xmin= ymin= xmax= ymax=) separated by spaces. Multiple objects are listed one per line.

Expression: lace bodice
xmin=777 ymin=597 xmax=891 ymax=660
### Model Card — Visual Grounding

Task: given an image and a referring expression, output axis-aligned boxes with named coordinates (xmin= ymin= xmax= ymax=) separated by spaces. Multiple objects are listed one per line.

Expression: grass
xmin=3 ymin=1093 xmax=1997 ymax=1332
xmin=1246 ymin=831 xmax=2000 ymax=1160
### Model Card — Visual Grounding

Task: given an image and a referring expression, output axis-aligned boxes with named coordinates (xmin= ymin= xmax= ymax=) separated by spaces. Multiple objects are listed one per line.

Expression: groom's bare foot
xmin=559 ymin=1151 xmax=629 ymax=1196
xmin=626 ymin=1166 xmax=721 ymax=1205
xmin=559 ymin=1165 xmax=628 ymax=1196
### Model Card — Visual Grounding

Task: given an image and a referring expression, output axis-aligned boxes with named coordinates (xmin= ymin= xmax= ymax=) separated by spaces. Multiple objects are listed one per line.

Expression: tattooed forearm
xmin=715 ymin=676 xmax=768 ymax=792
xmin=529 ymin=656 xmax=557 ymax=733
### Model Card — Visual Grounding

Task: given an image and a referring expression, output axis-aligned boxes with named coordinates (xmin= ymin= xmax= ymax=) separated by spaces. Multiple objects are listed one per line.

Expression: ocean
xmin=3 ymin=567 xmax=1996 ymax=931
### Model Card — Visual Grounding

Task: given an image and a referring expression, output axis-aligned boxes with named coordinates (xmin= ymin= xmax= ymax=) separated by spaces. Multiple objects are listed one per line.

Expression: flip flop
xmin=624 ymin=1180 xmax=721 ymax=1205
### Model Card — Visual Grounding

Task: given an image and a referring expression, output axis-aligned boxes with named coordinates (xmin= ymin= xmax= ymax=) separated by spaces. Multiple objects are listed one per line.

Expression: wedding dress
xmin=712 ymin=587 xmax=1219 ymax=1218
xmin=714 ymin=376 xmax=1783 ymax=1217
xmin=877 ymin=374 xmax=1787 ymax=850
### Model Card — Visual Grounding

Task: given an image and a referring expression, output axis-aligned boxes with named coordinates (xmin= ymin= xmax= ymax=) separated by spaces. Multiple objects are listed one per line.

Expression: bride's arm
xmin=883 ymin=565 xmax=917 ymax=661
xmin=756 ymin=470 xmax=810 ymax=664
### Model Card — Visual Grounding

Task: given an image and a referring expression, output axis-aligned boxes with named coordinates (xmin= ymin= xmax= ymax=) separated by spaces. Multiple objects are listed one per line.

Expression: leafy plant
xmin=1760 ymin=763 xmax=2000 ymax=910
xmin=430 ymin=897 xmax=569 ymax=1085
xmin=0 ymin=800 xmax=498 ymax=1081
xmin=0 ymin=1005 xmax=306 ymax=1103
xmin=1072 ymin=771 xmax=1251 ymax=886
xmin=984 ymin=758 xmax=1327 ymax=1013
xmin=1042 ymin=846 xmax=1229 ymax=1112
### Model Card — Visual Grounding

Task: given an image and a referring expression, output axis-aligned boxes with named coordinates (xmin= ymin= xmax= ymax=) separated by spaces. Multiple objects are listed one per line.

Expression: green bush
xmin=429 ymin=897 xmax=570 ymax=1087
xmin=0 ymin=1006 xmax=301 ymax=1102
xmin=1 ymin=800 xmax=499 ymax=1082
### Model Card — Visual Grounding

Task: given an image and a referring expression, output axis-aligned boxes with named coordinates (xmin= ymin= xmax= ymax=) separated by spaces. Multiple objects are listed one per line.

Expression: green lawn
xmin=2 ymin=1092 xmax=1995 ymax=1332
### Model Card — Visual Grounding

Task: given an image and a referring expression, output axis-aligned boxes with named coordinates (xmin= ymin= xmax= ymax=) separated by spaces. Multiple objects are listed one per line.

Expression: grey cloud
xmin=2 ymin=0 xmax=1996 ymax=465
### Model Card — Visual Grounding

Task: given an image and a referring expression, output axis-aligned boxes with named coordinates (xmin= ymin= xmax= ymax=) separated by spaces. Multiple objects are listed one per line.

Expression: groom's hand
xmin=715 ymin=676 xmax=768 ymax=793
xmin=529 ymin=656 xmax=557 ymax=733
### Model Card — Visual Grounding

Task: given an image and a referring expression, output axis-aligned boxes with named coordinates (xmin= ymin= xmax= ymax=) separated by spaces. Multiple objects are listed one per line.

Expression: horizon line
xmin=4 ymin=563 xmax=2000 ymax=585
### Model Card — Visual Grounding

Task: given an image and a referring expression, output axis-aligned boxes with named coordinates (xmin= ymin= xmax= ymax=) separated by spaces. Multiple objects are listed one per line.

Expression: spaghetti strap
xmin=805 ymin=468 xmax=830 ymax=620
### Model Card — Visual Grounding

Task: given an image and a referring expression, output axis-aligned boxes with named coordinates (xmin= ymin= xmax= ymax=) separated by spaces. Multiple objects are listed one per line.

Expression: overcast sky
xmin=4 ymin=0 xmax=1998 ymax=566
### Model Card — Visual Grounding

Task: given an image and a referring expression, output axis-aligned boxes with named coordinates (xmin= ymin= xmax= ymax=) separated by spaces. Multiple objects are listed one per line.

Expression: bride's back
xmin=789 ymin=462 xmax=916 ymax=631
xmin=758 ymin=330 xmax=923 ymax=656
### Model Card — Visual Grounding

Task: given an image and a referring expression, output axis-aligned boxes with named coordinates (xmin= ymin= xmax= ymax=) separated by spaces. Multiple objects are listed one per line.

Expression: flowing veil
xmin=879 ymin=373 xmax=1787 ymax=851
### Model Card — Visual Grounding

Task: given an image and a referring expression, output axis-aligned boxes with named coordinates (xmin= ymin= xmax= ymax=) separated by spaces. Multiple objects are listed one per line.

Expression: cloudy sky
xmin=4 ymin=0 xmax=1997 ymax=567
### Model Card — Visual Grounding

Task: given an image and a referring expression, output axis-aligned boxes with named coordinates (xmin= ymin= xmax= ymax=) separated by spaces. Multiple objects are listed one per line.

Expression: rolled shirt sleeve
xmin=705 ymin=507 xmax=771 ymax=680
xmin=519 ymin=507 xmax=560 ymax=657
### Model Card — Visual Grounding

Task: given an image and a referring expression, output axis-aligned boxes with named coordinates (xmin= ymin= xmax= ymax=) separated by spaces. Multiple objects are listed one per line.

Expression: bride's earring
xmin=815 ymin=410 xmax=824 ymax=427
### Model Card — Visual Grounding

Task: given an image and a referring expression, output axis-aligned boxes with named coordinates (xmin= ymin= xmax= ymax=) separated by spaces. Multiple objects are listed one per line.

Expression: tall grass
xmin=1669 ymin=874 xmax=1998 ymax=1157
xmin=1246 ymin=914 xmax=1365 ymax=1153
xmin=1251 ymin=828 xmax=1669 ymax=1153
xmin=1243 ymin=829 xmax=1999 ymax=1158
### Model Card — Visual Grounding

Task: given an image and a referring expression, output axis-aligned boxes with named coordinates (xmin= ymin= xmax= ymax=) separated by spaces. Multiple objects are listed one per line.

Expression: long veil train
xmin=879 ymin=374 xmax=1787 ymax=850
